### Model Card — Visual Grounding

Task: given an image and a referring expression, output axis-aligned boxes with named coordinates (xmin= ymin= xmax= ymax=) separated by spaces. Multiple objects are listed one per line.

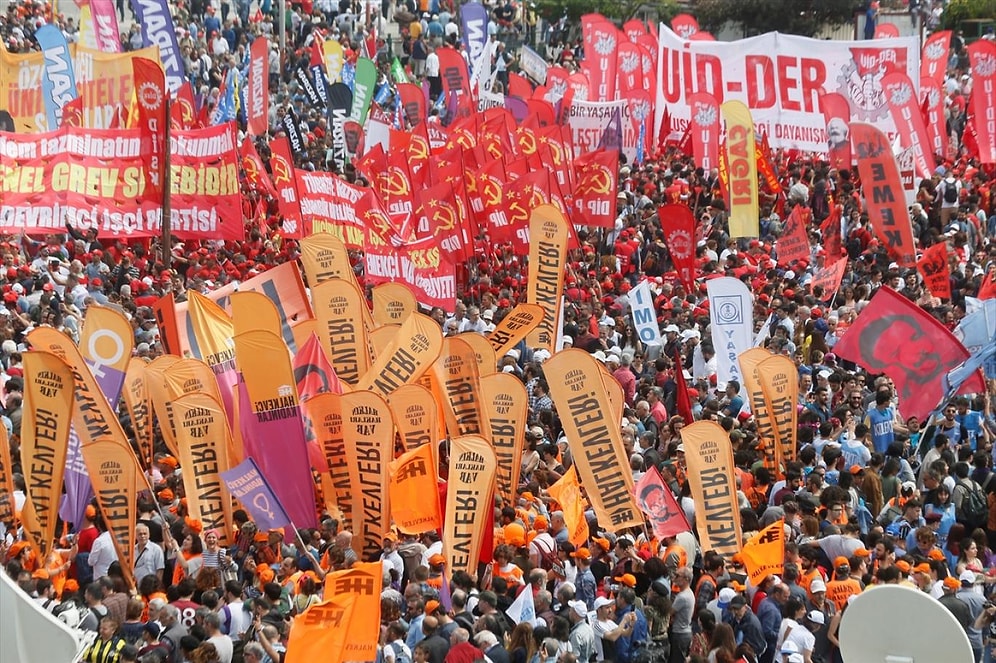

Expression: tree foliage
xmin=532 ymin=0 xmax=680 ymax=25
xmin=942 ymin=0 xmax=996 ymax=29
xmin=692 ymin=0 xmax=856 ymax=38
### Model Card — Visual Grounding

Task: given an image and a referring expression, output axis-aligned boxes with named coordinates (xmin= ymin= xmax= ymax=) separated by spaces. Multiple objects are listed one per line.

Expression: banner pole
xmin=162 ymin=97 xmax=172 ymax=272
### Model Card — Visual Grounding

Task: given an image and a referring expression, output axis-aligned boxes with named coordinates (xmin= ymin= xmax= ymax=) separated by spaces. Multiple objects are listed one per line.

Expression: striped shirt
xmin=82 ymin=636 xmax=126 ymax=663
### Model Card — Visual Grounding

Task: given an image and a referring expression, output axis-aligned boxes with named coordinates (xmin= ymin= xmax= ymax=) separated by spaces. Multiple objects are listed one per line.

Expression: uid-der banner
xmin=882 ymin=72 xmax=932 ymax=180
xmin=444 ymin=435 xmax=496 ymax=574
xmin=0 ymin=123 xmax=242 ymax=239
xmin=525 ymin=205 xmax=568 ymax=354
xmin=581 ymin=15 xmax=618 ymax=102
xmin=722 ymin=100 xmax=759 ymax=238
xmin=629 ymin=280 xmax=663 ymax=348
xmin=849 ymin=123 xmax=917 ymax=268
xmin=706 ymin=277 xmax=753 ymax=390
xmin=832 ymin=286 xmax=985 ymax=420
xmin=339 ymin=391 xmax=394 ymax=561
xmin=741 ymin=519 xmax=785 ymax=583
xmin=171 ymin=392 xmax=234 ymax=546
xmin=967 ymin=41 xmax=996 ymax=165
xmin=920 ymin=77 xmax=946 ymax=159
xmin=918 ymin=242 xmax=951 ymax=300
xmin=129 ymin=0 xmax=184 ymax=91
xmin=679 ymin=421 xmax=743 ymax=557
xmin=921 ymin=31 xmax=951 ymax=84
xmin=688 ymin=92 xmax=720 ymax=172
xmin=479 ymin=372 xmax=528 ymax=505
xmin=21 ymin=351 xmax=74 ymax=555
xmin=654 ymin=26 xmax=919 ymax=153
xmin=545 ymin=350 xmax=642 ymax=531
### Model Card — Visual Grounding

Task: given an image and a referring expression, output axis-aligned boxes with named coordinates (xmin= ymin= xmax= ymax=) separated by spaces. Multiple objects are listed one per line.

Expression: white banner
xmin=567 ymin=99 xmax=626 ymax=155
xmin=629 ymin=280 xmax=663 ymax=348
xmin=706 ymin=277 xmax=754 ymax=390
xmin=519 ymin=45 xmax=549 ymax=85
xmin=654 ymin=26 xmax=919 ymax=153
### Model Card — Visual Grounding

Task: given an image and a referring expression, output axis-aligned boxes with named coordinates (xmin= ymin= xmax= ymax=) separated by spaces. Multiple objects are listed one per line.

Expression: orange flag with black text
xmin=122 ymin=358 xmax=155 ymax=471
xmin=81 ymin=438 xmax=142 ymax=588
xmin=480 ymin=373 xmax=528 ymax=505
xmin=525 ymin=205 xmax=568 ymax=353
xmin=739 ymin=348 xmax=782 ymax=475
xmin=171 ymin=392 xmax=235 ymax=546
xmin=299 ymin=232 xmax=357 ymax=287
xmin=0 ymin=425 xmax=15 ymax=523
xmin=371 ymin=283 xmax=419 ymax=326
xmin=756 ymin=354 xmax=799 ymax=465
xmin=389 ymin=444 xmax=441 ymax=533
xmin=432 ymin=337 xmax=487 ymax=440
xmin=547 ymin=468 xmax=590 ymax=547
xmin=320 ymin=561 xmax=382 ymax=660
xmin=340 ymin=391 xmax=394 ymax=561
xmin=21 ymin=351 xmax=74 ymax=555
xmin=356 ymin=312 xmax=443 ymax=396
xmin=312 ymin=278 xmax=372 ymax=386
xmin=460 ymin=333 xmax=498 ymax=377
xmin=304 ymin=392 xmax=350 ymax=524
xmin=285 ymin=594 xmax=356 ymax=663
xmin=387 ymin=383 xmax=439 ymax=453
xmin=544 ymin=349 xmax=642 ymax=532
xmin=741 ymin=519 xmax=785 ymax=583
xmin=679 ymin=421 xmax=743 ymax=557
xmin=487 ymin=303 xmax=545 ymax=357
xmin=231 ymin=291 xmax=284 ymax=340
xmin=444 ymin=435 xmax=496 ymax=574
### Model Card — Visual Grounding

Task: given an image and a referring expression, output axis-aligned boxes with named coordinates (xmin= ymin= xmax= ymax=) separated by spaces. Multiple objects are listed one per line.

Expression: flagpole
xmin=162 ymin=97 xmax=172 ymax=272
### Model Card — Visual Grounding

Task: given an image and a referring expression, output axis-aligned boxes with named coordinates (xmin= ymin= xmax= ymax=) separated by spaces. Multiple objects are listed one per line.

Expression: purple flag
xmin=236 ymin=378 xmax=317 ymax=528
xmin=460 ymin=2 xmax=489 ymax=78
xmin=129 ymin=0 xmax=184 ymax=91
xmin=59 ymin=428 xmax=93 ymax=528
xmin=220 ymin=458 xmax=292 ymax=531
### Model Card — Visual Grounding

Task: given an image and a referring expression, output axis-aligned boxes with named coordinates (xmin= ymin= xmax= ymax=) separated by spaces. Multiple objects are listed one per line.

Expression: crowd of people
xmin=2 ymin=0 xmax=996 ymax=662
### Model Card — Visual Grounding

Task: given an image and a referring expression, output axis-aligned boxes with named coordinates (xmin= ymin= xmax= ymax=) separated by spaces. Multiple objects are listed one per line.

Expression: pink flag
xmin=247 ymin=37 xmax=270 ymax=136
xmin=89 ymin=0 xmax=122 ymax=52
xmin=633 ymin=466 xmax=691 ymax=540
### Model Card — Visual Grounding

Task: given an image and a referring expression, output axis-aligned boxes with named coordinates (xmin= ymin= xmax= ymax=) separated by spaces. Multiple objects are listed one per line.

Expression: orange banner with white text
xmin=741 ymin=519 xmax=785 ymax=583
xmin=389 ymin=444 xmax=442 ymax=534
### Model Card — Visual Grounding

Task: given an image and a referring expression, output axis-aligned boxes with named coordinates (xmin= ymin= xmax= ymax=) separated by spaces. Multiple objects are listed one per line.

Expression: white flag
xmin=706 ymin=277 xmax=754 ymax=391
xmin=628 ymin=280 xmax=663 ymax=348
xmin=506 ymin=585 xmax=538 ymax=626
xmin=1 ymin=569 xmax=83 ymax=663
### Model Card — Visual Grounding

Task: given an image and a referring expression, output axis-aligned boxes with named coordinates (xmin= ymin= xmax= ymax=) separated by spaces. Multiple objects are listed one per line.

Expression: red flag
xmin=633 ymin=466 xmax=691 ymax=540
xmin=833 ymin=287 xmax=985 ymax=420
xmin=616 ymin=41 xmax=643 ymax=94
xmin=398 ymin=82 xmax=426 ymax=127
xmin=581 ymin=15 xmax=618 ymax=101
xmin=850 ymin=123 xmax=917 ymax=268
xmin=572 ymin=150 xmax=618 ymax=227
xmin=820 ymin=91 xmax=852 ymax=169
xmin=670 ymin=13 xmax=700 ymax=39
xmin=294 ymin=332 xmax=343 ymax=402
xmin=920 ymin=30 xmax=951 ymax=84
xmin=967 ymin=41 xmax=996 ymax=165
xmin=820 ymin=204 xmax=843 ymax=259
xmin=777 ymin=205 xmax=811 ymax=267
xmin=810 ymin=257 xmax=848 ymax=301
xmin=917 ymin=242 xmax=951 ymax=300
xmin=673 ymin=350 xmax=694 ymax=425
xmin=247 ymin=37 xmax=270 ymax=136
xmin=240 ymin=138 xmax=279 ymax=199
xmin=61 ymin=96 xmax=83 ymax=127
xmin=269 ymin=135 xmax=304 ymax=238
xmin=132 ymin=57 xmax=167 ymax=199
xmin=659 ymin=204 xmax=696 ymax=292
xmin=980 ymin=270 xmax=996 ymax=300
xmin=874 ymin=23 xmax=899 ymax=39
xmin=172 ymin=82 xmax=197 ymax=131
xmin=921 ymin=77 xmax=946 ymax=160
xmin=310 ymin=38 xmax=325 ymax=68
xmin=437 ymin=47 xmax=470 ymax=95
xmin=657 ymin=103 xmax=672 ymax=157
xmin=508 ymin=72 xmax=532 ymax=100
xmin=688 ymin=92 xmax=720 ymax=172
xmin=882 ymin=72 xmax=933 ymax=180
xmin=526 ymin=98 xmax=556 ymax=128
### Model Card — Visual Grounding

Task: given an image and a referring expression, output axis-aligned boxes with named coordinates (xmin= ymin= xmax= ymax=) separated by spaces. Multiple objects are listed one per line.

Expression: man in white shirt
xmin=204 ymin=612 xmax=234 ymax=663
xmin=89 ymin=527 xmax=116 ymax=580
xmin=221 ymin=581 xmax=249 ymax=638
xmin=133 ymin=523 xmax=164 ymax=586
xmin=381 ymin=532 xmax=405 ymax=583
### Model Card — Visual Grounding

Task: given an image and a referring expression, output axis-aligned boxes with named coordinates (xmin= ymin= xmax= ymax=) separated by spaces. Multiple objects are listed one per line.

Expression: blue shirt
xmin=614 ymin=604 xmax=649 ymax=663
xmin=867 ymin=407 xmax=895 ymax=454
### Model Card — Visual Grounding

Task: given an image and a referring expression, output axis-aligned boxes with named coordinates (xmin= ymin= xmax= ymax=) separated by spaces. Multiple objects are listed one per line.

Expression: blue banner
xmin=220 ymin=458 xmax=292 ymax=531
xmin=460 ymin=2 xmax=489 ymax=78
xmin=36 ymin=25 xmax=77 ymax=131
xmin=130 ymin=0 xmax=185 ymax=92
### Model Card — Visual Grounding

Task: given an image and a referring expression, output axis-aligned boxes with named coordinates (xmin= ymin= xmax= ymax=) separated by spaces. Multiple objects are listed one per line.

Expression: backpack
xmin=944 ymin=180 xmax=959 ymax=204
xmin=955 ymin=480 xmax=988 ymax=528
xmin=389 ymin=641 xmax=412 ymax=663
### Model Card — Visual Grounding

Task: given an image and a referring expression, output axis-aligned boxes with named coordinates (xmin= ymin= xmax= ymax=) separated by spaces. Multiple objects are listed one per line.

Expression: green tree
xmin=532 ymin=0 xmax=680 ymax=24
xmin=693 ymin=0 xmax=856 ymax=38
xmin=942 ymin=0 xmax=996 ymax=29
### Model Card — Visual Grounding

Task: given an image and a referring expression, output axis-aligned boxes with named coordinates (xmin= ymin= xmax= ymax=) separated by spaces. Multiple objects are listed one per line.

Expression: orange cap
xmin=503 ymin=523 xmax=526 ymax=547
xmin=425 ymin=600 xmax=440 ymax=615
xmin=533 ymin=515 xmax=548 ymax=530
xmin=428 ymin=554 xmax=447 ymax=566
xmin=63 ymin=579 xmax=79 ymax=593
xmin=853 ymin=548 xmax=871 ymax=558
xmin=185 ymin=517 xmax=203 ymax=535
xmin=257 ymin=566 xmax=275 ymax=584
xmin=895 ymin=560 xmax=911 ymax=574
xmin=614 ymin=573 xmax=637 ymax=588
xmin=84 ymin=505 xmax=97 ymax=519
xmin=943 ymin=576 xmax=961 ymax=591
xmin=592 ymin=538 xmax=611 ymax=552
xmin=913 ymin=563 xmax=932 ymax=574
xmin=571 ymin=548 xmax=592 ymax=561
xmin=834 ymin=556 xmax=850 ymax=569
xmin=927 ymin=549 xmax=946 ymax=562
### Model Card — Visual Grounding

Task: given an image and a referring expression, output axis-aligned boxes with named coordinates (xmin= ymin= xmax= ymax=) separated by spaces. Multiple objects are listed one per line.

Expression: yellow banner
xmin=479 ymin=373 xmax=527 ymax=504
xmin=320 ymin=562 xmax=382 ymax=660
xmin=291 ymin=319 xmax=319 ymax=353
xmin=525 ymin=205 xmax=568 ymax=353
xmin=368 ymin=325 xmax=399 ymax=360
xmin=81 ymin=438 xmax=141 ymax=588
xmin=433 ymin=337 xmax=487 ymax=440
xmin=304 ymin=393 xmax=351 ymax=524
xmin=739 ymin=348 xmax=782 ymax=475
xmin=231 ymin=291 xmax=284 ymax=339
xmin=79 ymin=305 xmax=134 ymax=406
xmin=122 ymin=358 xmax=154 ymax=471
xmin=171 ymin=392 xmax=234 ymax=546
xmin=680 ymin=421 xmax=743 ymax=557
xmin=311 ymin=279 xmax=371 ymax=386
xmin=488 ymin=303 xmax=545 ymax=356
xmin=389 ymin=444 xmax=441 ymax=533
xmin=757 ymin=355 xmax=799 ymax=465
xmin=26 ymin=328 xmax=129 ymax=448
xmin=323 ymin=40 xmax=345 ymax=84
xmin=741 ymin=519 xmax=785 ymax=584
xmin=722 ymin=100 xmax=759 ymax=238
xmin=544 ymin=349 xmax=642 ymax=531
xmin=21 ymin=351 xmax=74 ymax=555
xmin=300 ymin=233 xmax=353 ymax=285
xmin=444 ymin=435 xmax=496 ymax=574
xmin=144 ymin=356 xmax=181 ymax=455
xmin=386 ymin=383 xmax=438 ymax=453
xmin=340 ymin=391 xmax=394 ymax=561
xmin=285 ymin=594 xmax=356 ymax=663
xmin=0 ymin=425 xmax=15 ymax=523
xmin=357 ymin=312 xmax=443 ymax=396
xmin=372 ymin=283 xmax=418 ymax=326
xmin=460 ymin=333 xmax=498 ymax=377
xmin=547 ymin=469 xmax=590 ymax=546
xmin=234 ymin=330 xmax=298 ymax=413
xmin=187 ymin=291 xmax=236 ymax=365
